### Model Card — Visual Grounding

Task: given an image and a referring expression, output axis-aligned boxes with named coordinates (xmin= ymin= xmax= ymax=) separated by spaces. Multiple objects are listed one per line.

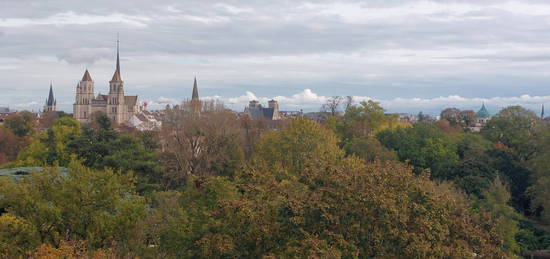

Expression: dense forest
xmin=0 ymin=101 xmax=549 ymax=258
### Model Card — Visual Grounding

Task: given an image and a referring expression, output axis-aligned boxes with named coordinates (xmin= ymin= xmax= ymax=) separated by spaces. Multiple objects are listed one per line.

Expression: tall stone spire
xmin=116 ymin=33 xmax=120 ymax=74
xmin=542 ymin=104 xmax=545 ymax=120
xmin=111 ymin=34 xmax=122 ymax=82
xmin=192 ymin=77 xmax=199 ymax=101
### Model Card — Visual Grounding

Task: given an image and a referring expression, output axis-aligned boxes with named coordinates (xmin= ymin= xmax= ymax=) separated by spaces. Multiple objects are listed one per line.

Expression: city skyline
xmin=3 ymin=0 xmax=550 ymax=114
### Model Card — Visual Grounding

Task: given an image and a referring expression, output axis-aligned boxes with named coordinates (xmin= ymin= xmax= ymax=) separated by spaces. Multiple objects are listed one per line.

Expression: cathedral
xmin=73 ymin=40 xmax=139 ymax=124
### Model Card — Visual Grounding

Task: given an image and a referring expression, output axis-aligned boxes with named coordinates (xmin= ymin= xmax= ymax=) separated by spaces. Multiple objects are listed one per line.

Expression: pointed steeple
xmin=47 ymin=81 xmax=55 ymax=106
xmin=542 ymin=104 xmax=545 ymax=120
xmin=82 ymin=69 xmax=92 ymax=81
xmin=111 ymin=34 xmax=122 ymax=82
xmin=192 ymin=77 xmax=199 ymax=100
xmin=116 ymin=33 xmax=120 ymax=73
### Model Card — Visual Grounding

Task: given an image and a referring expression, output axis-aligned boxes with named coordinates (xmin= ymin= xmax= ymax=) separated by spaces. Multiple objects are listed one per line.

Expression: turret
xmin=268 ymin=99 xmax=280 ymax=120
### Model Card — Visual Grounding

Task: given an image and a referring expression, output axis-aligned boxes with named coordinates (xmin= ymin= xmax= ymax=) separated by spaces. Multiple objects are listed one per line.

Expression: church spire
xmin=192 ymin=77 xmax=199 ymax=100
xmin=542 ymin=104 xmax=545 ymax=120
xmin=116 ymin=33 xmax=120 ymax=74
xmin=111 ymin=34 xmax=122 ymax=82
xmin=47 ymin=81 xmax=55 ymax=106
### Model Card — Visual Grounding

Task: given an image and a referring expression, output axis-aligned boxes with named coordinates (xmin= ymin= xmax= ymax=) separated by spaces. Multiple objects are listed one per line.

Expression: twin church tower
xmin=73 ymin=39 xmax=139 ymax=124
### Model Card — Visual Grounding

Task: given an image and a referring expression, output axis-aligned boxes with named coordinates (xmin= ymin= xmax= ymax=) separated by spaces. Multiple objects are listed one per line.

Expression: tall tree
xmin=479 ymin=176 xmax=521 ymax=253
xmin=161 ymin=103 xmax=244 ymax=188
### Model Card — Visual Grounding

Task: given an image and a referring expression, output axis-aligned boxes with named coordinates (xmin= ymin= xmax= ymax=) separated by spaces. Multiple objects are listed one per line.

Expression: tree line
xmin=0 ymin=101 xmax=549 ymax=258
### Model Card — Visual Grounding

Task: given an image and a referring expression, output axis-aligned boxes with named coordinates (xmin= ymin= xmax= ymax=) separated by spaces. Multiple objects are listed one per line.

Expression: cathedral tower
xmin=73 ymin=70 xmax=94 ymax=123
xmin=107 ymin=36 xmax=127 ymax=124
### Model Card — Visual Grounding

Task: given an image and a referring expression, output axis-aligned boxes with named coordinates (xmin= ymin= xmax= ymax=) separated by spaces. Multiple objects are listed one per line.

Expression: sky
xmin=2 ymin=0 xmax=550 ymax=114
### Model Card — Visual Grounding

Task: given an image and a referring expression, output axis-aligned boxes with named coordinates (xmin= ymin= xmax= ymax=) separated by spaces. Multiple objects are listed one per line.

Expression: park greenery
xmin=0 ymin=100 xmax=549 ymax=258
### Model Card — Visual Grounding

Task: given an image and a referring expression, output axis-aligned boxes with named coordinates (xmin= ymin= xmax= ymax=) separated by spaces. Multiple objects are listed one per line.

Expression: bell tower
xmin=107 ymin=35 xmax=126 ymax=124
xmin=73 ymin=69 xmax=94 ymax=123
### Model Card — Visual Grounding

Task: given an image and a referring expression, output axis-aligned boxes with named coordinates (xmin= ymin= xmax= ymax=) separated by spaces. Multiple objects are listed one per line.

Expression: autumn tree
xmin=0 ymin=127 xmax=28 ymax=165
xmin=147 ymin=158 xmax=509 ymax=257
xmin=3 ymin=111 xmax=36 ymax=137
xmin=252 ymin=117 xmax=344 ymax=175
xmin=440 ymin=107 xmax=477 ymax=128
xmin=160 ymin=101 xmax=244 ymax=188
xmin=0 ymin=162 xmax=146 ymax=256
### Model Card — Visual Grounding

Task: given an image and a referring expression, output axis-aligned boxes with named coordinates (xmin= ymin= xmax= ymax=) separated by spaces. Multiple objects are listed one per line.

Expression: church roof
xmin=82 ymin=69 xmax=92 ymax=81
xmin=476 ymin=103 xmax=490 ymax=118
xmin=192 ymin=77 xmax=199 ymax=100
xmin=125 ymin=95 xmax=138 ymax=107
xmin=95 ymin=93 xmax=106 ymax=100
xmin=248 ymin=106 xmax=275 ymax=120
xmin=111 ymin=70 xmax=122 ymax=82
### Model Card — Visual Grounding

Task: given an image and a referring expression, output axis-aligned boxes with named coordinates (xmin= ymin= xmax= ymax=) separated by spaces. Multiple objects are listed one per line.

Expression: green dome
xmin=476 ymin=103 xmax=490 ymax=118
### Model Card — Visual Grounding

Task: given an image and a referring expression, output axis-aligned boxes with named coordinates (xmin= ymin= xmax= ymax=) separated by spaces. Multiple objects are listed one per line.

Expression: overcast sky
xmin=2 ymin=0 xmax=550 ymax=114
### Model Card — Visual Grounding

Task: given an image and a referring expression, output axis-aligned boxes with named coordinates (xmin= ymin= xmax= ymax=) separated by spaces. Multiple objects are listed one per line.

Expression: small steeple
xmin=111 ymin=34 xmax=122 ymax=82
xmin=542 ymin=104 xmax=545 ymax=120
xmin=82 ymin=69 xmax=92 ymax=81
xmin=192 ymin=77 xmax=199 ymax=101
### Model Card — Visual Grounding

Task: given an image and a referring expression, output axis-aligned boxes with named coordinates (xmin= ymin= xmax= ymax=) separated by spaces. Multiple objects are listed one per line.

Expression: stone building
xmin=244 ymin=99 xmax=280 ymax=120
xmin=43 ymin=82 xmax=56 ymax=112
xmin=73 ymin=40 xmax=139 ymax=124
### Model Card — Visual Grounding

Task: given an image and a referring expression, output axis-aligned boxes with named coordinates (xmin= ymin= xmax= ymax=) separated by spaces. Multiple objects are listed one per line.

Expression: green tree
xmin=377 ymin=123 xmax=459 ymax=179
xmin=479 ymin=176 xmax=521 ymax=253
xmin=16 ymin=117 xmax=81 ymax=167
xmin=0 ymin=161 xmax=146 ymax=255
xmin=342 ymin=136 xmax=396 ymax=162
xmin=67 ymin=114 xmax=162 ymax=192
xmin=252 ymin=117 xmax=345 ymax=175
xmin=481 ymin=106 xmax=539 ymax=161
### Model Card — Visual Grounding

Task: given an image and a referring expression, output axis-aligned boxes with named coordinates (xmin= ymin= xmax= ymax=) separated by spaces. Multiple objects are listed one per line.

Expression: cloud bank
xmin=141 ymin=89 xmax=549 ymax=115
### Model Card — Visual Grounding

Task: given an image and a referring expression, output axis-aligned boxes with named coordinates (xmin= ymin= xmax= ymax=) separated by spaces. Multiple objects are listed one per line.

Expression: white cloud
xmin=300 ymin=1 xmax=550 ymax=25
xmin=0 ymin=12 xmax=151 ymax=28
xmin=195 ymin=89 xmax=550 ymax=115
xmin=57 ymin=47 xmax=112 ymax=64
